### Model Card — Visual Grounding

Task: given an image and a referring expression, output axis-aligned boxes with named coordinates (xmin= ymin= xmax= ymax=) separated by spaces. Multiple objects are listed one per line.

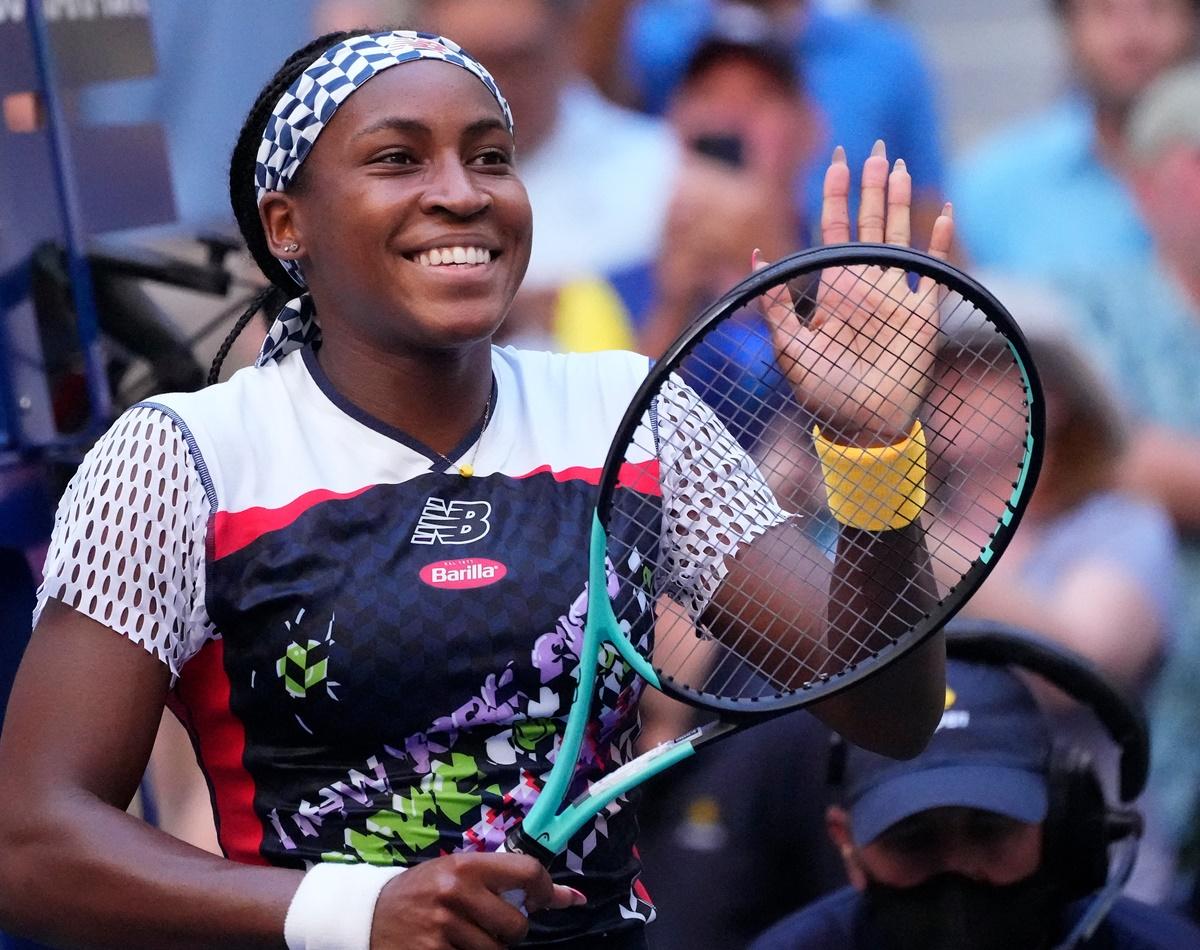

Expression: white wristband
xmin=283 ymin=862 xmax=407 ymax=950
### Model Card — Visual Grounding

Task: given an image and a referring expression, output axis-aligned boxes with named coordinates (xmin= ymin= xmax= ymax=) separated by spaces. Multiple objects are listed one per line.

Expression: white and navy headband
xmin=253 ymin=30 xmax=513 ymax=366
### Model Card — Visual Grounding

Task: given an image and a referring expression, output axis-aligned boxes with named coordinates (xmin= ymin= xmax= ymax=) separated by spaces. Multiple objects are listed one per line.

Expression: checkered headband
xmin=253 ymin=30 xmax=513 ymax=367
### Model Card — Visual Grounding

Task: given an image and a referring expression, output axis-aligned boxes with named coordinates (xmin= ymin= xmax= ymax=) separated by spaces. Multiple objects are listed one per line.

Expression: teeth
xmin=415 ymin=246 xmax=492 ymax=267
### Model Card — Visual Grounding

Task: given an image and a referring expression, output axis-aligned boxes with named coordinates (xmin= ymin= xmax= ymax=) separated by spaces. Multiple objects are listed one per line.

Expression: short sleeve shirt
xmin=35 ymin=344 xmax=785 ymax=943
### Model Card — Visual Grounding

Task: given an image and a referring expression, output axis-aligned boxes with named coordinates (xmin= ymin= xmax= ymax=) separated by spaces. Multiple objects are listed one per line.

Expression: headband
xmin=253 ymin=30 xmax=514 ymax=367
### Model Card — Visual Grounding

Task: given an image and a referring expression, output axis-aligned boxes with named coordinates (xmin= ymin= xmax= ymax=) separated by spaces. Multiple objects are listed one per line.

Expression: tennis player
xmin=0 ymin=30 xmax=948 ymax=949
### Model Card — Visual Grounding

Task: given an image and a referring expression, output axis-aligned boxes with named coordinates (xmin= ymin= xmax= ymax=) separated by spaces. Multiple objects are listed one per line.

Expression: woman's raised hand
xmin=757 ymin=141 xmax=954 ymax=446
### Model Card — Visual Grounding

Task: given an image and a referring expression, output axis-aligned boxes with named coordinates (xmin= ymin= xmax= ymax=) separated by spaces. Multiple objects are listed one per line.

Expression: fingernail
xmin=942 ymin=201 xmax=953 ymax=217
xmin=832 ymin=144 xmax=846 ymax=164
xmin=752 ymin=247 xmax=763 ymax=268
xmin=871 ymin=139 xmax=885 ymax=158
xmin=894 ymin=158 xmax=906 ymax=170
xmin=567 ymin=887 xmax=588 ymax=906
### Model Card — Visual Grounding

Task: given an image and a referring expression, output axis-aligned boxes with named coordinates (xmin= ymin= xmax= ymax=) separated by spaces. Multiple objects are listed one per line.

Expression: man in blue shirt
xmin=750 ymin=657 xmax=1200 ymax=950
xmin=950 ymin=0 xmax=1198 ymax=278
xmin=1063 ymin=60 xmax=1200 ymax=891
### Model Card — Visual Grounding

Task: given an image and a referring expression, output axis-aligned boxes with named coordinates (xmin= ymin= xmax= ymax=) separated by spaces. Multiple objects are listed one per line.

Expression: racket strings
xmin=604 ymin=262 xmax=1033 ymax=707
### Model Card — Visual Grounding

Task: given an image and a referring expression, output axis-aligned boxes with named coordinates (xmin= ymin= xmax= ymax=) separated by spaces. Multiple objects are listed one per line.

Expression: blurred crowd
xmin=4 ymin=0 xmax=1200 ymax=946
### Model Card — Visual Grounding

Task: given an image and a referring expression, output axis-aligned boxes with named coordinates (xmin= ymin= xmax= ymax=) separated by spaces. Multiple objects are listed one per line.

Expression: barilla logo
xmin=420 ymin=557 xmax=508 ymax=590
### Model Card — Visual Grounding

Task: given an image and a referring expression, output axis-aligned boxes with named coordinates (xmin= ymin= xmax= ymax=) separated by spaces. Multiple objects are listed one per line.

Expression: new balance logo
xmin=411 ymin=498 xmax=492 ymax=545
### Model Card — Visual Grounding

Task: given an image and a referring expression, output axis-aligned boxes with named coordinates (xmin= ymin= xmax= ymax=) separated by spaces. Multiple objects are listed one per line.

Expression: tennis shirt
xmin=35 ymin=344 xmax=784 ymax=943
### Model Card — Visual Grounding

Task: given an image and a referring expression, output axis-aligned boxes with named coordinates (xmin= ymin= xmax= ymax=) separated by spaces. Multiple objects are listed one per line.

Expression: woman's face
xmin=270 ymin=59 xmax=533 ymax=353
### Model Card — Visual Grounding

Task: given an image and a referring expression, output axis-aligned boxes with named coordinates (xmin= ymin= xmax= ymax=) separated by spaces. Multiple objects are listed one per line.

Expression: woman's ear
xmin=259 ymin=192 xmax=304 ymax=260
xmin=826 ymin=805 xmax=869 ymax=890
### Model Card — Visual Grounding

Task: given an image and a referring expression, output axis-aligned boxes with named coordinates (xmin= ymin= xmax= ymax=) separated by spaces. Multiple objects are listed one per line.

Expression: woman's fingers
xmin=857 ymin=139 xmax=889 ymax=243
xmin=820 ymin=146 xmax=851 ymax=244
xmin=885 ymin=159 xmax=912 ymax=247
xmin=927 ymin=202 xmax=954 ymax=260
xmin=916 ymin=202 xmax=955 ymax=301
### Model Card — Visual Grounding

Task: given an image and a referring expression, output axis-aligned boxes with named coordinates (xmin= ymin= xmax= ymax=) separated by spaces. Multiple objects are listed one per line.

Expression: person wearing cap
xmin=749 ymin=658 xmax=1200 ymax=950
xmin=600 ymin=0 xmax=947 ymax=240
xmin=635 ymin=5 xmax=816 ymax=359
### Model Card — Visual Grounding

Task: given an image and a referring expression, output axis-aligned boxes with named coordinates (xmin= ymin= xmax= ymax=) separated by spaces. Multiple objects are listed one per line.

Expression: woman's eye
xmin=376 ymin=151 xmax=417 ymax=166
xmin=472 ymin=149 xmax=512 ymax=167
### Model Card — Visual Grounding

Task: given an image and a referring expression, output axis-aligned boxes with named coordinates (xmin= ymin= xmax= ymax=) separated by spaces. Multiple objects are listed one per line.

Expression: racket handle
xmin=498 ymin=825 xmax=556 ymax=915
xmin=503 ymin=825 xmax=556 ymax=866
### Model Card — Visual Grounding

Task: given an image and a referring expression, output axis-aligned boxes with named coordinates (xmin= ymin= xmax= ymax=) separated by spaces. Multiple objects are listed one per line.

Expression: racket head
xmin=594 ymin=243 xmax=1044 ymax=716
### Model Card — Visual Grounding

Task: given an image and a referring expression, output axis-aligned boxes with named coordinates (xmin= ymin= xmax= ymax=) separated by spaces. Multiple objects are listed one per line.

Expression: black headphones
xmin=828 ymin=620 xmax=1151 ymax=945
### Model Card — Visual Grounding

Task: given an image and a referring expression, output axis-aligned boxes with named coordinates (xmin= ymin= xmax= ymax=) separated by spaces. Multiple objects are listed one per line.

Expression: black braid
xmin=209 ymin=30 xmax=359 ymax=385
xmin=207 ymin=286 xmax=285 ymax=385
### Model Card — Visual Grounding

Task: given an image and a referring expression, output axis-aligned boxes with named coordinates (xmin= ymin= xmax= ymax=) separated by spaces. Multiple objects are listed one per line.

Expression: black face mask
xmin=861 ymin=871 xmax=1065 ymax=950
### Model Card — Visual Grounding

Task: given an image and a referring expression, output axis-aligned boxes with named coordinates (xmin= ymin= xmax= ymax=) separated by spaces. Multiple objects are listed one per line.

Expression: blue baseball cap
xmin=843 ymin=659 xmax=1052 ymax=846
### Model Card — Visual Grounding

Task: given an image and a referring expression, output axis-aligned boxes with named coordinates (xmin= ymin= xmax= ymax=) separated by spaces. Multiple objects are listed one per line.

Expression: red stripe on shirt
xmin=212 ymin=486 xmax=373 ymax=560
xmin=169 ymin=638 xmax=266 ymax=865
xmin=211 ymin=460 xmax=658 ymax=563
xmin=515 ymin=461 xmax=661 ymax=496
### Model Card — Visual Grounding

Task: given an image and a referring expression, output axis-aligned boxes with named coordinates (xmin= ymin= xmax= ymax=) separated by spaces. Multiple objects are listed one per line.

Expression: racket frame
xmin=509 ymin=242 xmax=1045 ymax=861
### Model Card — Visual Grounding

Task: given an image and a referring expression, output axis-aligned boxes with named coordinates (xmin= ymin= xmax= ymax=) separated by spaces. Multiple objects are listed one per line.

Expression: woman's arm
xmin=1120 ymin=425 xmax=1200 ymax=531
xmin=963 ymin=559 xmax=1167 ymax=694
xmin=702 ymin=519 xmax=943 ymax=760
xmin=714 ymin=144 xmax=948 ymax=757
xmin=0 ymin=600 xmax=301 ymax=948
xmin=0 ymin=601 xmax=576 ymax=949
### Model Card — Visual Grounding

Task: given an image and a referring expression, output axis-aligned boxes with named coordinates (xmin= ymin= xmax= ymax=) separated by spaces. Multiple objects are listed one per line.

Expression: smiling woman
xmin=0 ymin=28 xmax=952 ymax=950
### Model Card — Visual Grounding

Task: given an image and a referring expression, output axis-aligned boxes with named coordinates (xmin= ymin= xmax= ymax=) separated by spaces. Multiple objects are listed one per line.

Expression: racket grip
xmin=499 ymin=825 xmax=556 ymax=915
xmin=503 ymin=824 xmax=557 ymax=867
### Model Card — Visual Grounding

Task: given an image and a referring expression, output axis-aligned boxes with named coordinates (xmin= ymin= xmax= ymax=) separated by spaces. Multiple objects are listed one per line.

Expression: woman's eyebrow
xmin=353 ymin=116 xmax=430 ymax=139
xmin=462 ymin=117 xmax=509 ymax=137
xmin=352 ymin=115 xmax=509 ymax=141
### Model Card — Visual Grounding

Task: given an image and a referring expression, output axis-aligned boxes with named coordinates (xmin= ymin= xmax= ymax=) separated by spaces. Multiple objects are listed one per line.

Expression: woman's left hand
xmin=757 ymin=141 xmax=954 ymax=446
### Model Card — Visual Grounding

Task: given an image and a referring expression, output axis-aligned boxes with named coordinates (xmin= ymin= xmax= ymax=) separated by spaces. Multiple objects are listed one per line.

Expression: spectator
xmin=614 ymin=0 xmax=947 ymax=237
xmin=938 ymin=330 xmax=1181 ymax=900
xmin=1060 ymin=58 xmax=1200 ymax=888
xmin=750 ymin=646 xmax=1200 ymax=949
xmin=637 ymin=9 xmax=816 ymax=352
xmin=635 ymin=712 xmax=844 ymax=950
xmin=419 ymin=0 xmax=681 ymax=306
xmin=952 ymin=334 xmax=1178 ymax=702
xmin=950 ymin=0 xmax=1198 ymax=277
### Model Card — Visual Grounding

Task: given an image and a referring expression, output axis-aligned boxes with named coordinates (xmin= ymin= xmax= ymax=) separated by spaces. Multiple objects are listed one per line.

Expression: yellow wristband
xmin=813 ymin=420 xmax=928 ymax=531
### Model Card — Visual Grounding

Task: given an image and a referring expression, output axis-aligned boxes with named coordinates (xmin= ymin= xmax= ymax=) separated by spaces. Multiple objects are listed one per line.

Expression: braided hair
xmin=208 ymin=30 xmax=358 ymax=385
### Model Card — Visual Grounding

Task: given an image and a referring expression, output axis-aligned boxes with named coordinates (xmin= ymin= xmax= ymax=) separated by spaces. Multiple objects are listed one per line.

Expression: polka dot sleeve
xmin=655 ymin=376 xmax=792 ymax=622
xmin=33 ymin=405 xmax=216 ymax=676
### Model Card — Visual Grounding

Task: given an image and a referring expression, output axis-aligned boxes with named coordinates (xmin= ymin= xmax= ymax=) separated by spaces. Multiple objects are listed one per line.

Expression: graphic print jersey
xmin=36 ymin=345 xmax=785 ymax=942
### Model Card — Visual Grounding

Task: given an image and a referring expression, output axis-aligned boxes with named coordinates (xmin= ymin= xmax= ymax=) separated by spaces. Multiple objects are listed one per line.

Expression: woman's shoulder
xmin=492 ymin=345 xmax=651 ymax=394
xmin=141 ymin=354 xmax=294 ymax=427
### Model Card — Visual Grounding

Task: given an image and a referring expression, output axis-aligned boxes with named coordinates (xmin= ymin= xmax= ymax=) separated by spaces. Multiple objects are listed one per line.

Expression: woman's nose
xmin=420 ymin=156 xmax=491 ymax=218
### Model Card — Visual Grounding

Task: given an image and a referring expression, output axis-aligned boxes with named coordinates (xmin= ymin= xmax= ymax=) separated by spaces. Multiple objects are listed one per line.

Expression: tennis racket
xmin=503 ymin=242 xmax=1043 ymax=901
